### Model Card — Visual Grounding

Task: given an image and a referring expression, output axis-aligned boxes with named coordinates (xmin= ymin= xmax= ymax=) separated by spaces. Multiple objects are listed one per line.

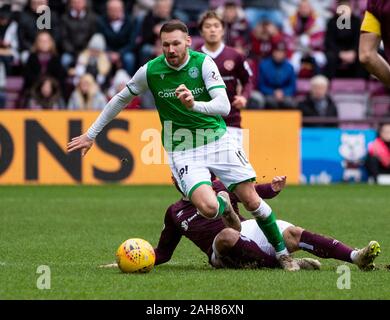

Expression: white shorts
xmin=168 ymin=132 xmax=256 ymax=198
xmin=226 ymin=126 xmax=244 ymax=149
xmin=211 ymin=219 xmax=294 ymax=268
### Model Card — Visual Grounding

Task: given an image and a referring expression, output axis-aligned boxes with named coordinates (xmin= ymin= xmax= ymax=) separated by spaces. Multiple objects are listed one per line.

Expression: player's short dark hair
xmin=198 ymin=10 xmax=224 ymax=31
xmin=160 ymin=20 xmax=189 ymax=37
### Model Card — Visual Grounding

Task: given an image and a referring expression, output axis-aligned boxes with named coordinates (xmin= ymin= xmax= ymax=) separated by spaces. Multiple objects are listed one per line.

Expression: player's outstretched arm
xmin=253 ymin=176 xmax=287 ymax=199
xmin=228 ymin=176 xmax=286 ymax=203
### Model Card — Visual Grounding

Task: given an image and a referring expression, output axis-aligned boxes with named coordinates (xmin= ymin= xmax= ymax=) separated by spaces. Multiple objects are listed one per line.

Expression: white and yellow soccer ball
xmin=116 ymin=238 xmax=156 ymax=273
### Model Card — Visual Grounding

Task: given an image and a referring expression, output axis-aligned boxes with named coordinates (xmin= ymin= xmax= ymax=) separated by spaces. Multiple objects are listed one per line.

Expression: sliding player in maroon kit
xmin=151 ymin=176 xmax=380 ymax=271
xmin=360 ymin=0 xmax=390 ymax=87
xmin=198 ymin=10 xmax=254 ymax=147
xmin=102 ymin=176 xmax=381 ymax=271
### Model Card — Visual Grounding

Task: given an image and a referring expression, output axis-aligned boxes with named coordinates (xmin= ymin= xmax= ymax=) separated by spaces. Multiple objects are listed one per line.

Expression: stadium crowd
xmin=0 ymin=0 xmax=389 ymax=124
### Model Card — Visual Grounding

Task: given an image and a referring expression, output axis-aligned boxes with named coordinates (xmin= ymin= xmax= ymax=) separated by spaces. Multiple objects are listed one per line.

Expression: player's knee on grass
xmin=283 ymin=226 xmax=304 ymax=253
xmin=214 ymin=228 xmax=240 ymax=256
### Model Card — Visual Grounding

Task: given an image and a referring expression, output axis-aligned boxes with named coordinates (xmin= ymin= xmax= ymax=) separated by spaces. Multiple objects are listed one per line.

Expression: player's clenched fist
xmin=175 ymin=84 xmax=194 ymax=109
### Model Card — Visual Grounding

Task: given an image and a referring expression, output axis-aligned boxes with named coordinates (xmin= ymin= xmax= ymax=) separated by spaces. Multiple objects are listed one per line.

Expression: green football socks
xmin=255 ymin=212 xmax=286 ymax=253
xmin=217 ymin=195 xmax=226 ymax=216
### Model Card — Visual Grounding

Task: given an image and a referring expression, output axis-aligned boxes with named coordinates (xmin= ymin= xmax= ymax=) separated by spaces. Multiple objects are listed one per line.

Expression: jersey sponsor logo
xmin=176 ymin=209 xmax=184 ymax=218
xmin=158 ymin=89 xmax=176 ymax=98
xmin=224 ymin=60 xmax=235 ymax=71
xmin=157 ymin=87 xmax=205 ymax=99
xmin=160 ymin=74 xmax=165 ymax=80
xmin=188 ymin=67 xmax=199 ymax=79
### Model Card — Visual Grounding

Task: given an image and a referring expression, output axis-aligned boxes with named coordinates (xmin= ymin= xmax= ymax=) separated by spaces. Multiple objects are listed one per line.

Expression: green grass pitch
xmin=0 ymin=184 xmax=389 ymax=300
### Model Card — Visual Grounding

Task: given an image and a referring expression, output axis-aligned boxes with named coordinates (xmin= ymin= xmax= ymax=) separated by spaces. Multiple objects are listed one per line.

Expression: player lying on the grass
xmin=104 ymin=176 xmax=381 ymax=271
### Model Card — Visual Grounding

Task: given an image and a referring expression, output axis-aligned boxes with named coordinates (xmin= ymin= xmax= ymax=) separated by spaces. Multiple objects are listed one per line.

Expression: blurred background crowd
xmin=0 ymin=0 xmax=389 ymax=128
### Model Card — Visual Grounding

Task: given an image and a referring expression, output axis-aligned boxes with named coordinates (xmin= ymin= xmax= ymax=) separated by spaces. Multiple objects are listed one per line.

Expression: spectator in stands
xmin=98 ymin=0 xmax=136 ymax=76
xmin=132 ymin=0 xmax=155 ymax=17
xmin=27 ymin=76 xmax=65 ymax=109
xmin=0 ymin=0 xmax=28 ymax=12
xmin=242 ymin=0 xmax=284 ymax=30
xmin=107 ymin=69 xmax=141 ymax=109
xmin=92 ymin=0 xmax=136 ymax=16
xmin=216 ymin=1 xmax=250 ymax=54
xmin=281 ymin=0 xmax=335 ymax=22
xmin=18 ymin=0 xmax=60 ymax=63
xmin=61 ymin=0 xmax=97 ymax=70
xmin=74 ymin=33 xmax=112 ymax=88
xmin=0 ymin=5 xmax=18 ymax=73
xmin=47 ymin=0 xmax=67 ymax=16
xmin=138 ymin=0 xmax=177 ymax=65
xmin=366 ymin=123 xmax=390 ymax=183
xmin=258 ymin=41 xmax=296 ymax=109
xmin=284 ymin=0 xmax=326 ymax=78
xmin=22 ymin=31 xmax=66 ymax=105
xmin=68 ymin=73 xmax=107 ymax=110
xmin=0 ymin=3 xmax=19 ymax=108
xmin=173 ymin=0 xmax=209 ymax=27
xmin=298 ymin=75 xmax=338 ymax=127
xmin=250 ymin=20 xmax=284 ymax=62
xmin=324 ymin=0 xmax=365 ymax=79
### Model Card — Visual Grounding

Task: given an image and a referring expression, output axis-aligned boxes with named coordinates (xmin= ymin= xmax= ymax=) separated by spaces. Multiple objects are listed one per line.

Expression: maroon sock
xmin=226 ymin=237 xmax=279 ymax=268
xmin=299 ymin=230 xmax=353 ymax=262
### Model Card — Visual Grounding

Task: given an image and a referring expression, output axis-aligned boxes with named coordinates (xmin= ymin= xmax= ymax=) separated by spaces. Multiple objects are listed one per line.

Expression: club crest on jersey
xmin=224 ymin=60 xmax=235 ymax=71
xmin=188 ymin=67 xmax=199 ymax=79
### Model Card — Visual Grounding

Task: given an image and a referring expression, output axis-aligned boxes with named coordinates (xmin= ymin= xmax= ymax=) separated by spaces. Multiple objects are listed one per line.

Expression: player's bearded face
xmin=161 ymin=30 xmax=191 ymax=67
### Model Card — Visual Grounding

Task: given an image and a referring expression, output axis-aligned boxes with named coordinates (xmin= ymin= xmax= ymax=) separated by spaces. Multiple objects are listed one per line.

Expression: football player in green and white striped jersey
xmin=67 ymin=20 xmax=299 ymax=271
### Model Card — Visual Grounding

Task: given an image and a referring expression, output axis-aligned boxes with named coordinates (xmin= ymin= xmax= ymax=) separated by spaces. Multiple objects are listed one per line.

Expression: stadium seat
xmin=6 ymin=76 xmax=24 ymax=92
xmin=297 ymin=78 xmax=311 ymax=95
xmin=370 ymin=96 xmax=390 ymax=116
xmin=368 ymin=79 xmax=389 ymax=96
xmin=339 ymin=122 xmax=371 ymax=129
xmin=332 ymin=92 xmax=369 ymax=120
xmin=330 ymin=78 xmax=367 ymax=94
xmin=5 ymin=76 xmax=24 ymax=109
